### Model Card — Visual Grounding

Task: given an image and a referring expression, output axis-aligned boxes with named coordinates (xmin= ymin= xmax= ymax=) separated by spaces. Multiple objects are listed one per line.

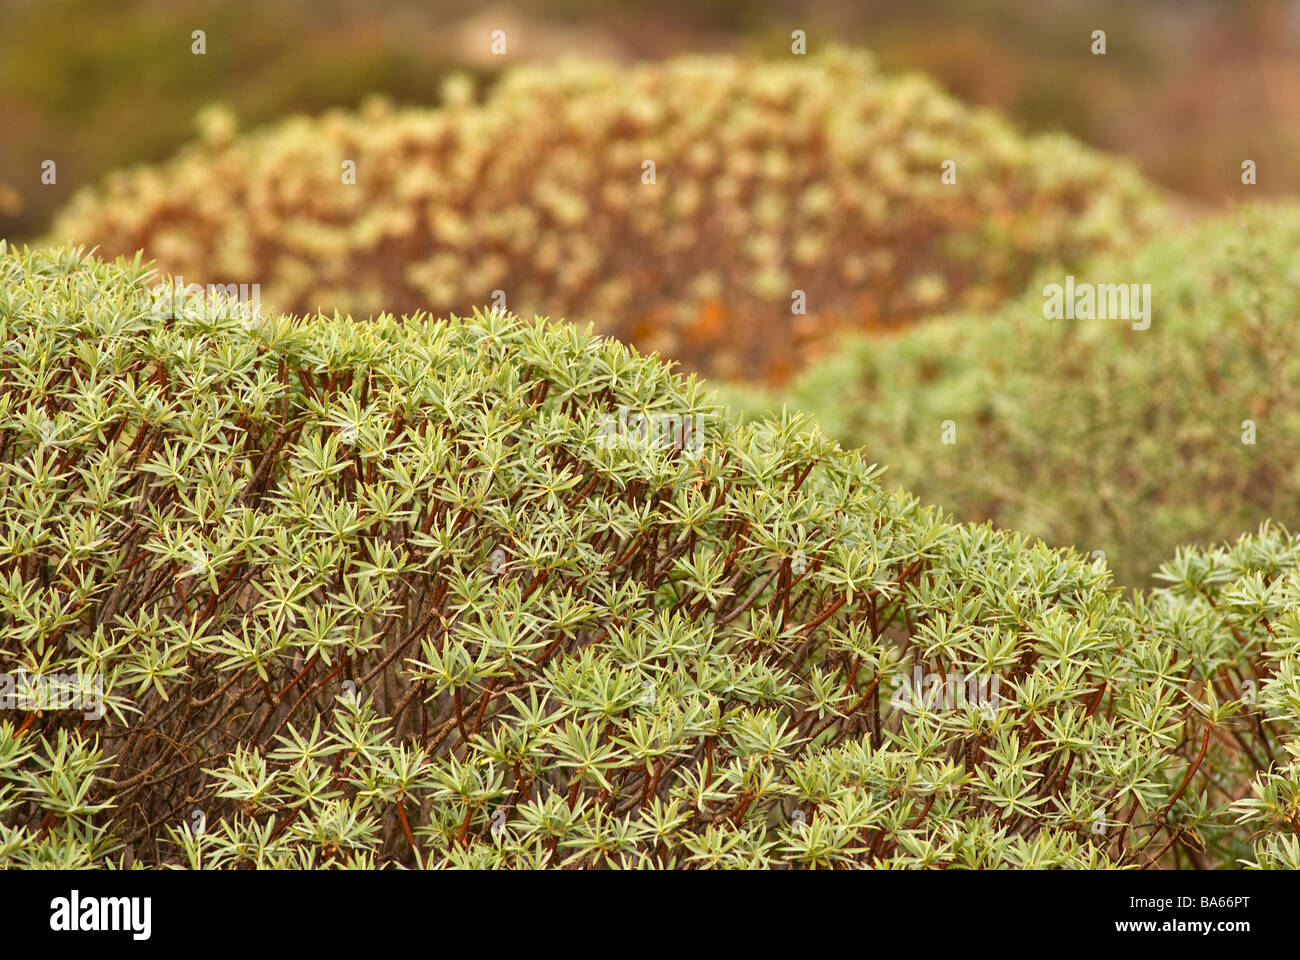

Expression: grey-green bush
xmin=1147 ymin=523 xmax=1300 ymax=869
xmin=0 ymin=243 xmax=1226 ymax=869
xmin=724 ymin=205 xmax=1300 ymax=587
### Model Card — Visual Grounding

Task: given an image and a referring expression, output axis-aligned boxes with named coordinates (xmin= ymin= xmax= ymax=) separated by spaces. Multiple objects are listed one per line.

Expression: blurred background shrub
xmin=724 ymin=205 xmax=1300 ymax=587
xmin=5 ymin=0 xmax=1299 ymax=249
xmin=46 ymin=49 xmax=1164 ymax=382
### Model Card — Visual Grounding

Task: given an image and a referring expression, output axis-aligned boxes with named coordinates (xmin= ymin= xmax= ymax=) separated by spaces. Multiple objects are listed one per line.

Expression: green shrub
xmin=0 ymin=243 xmax=1220 ymax=869
xmin=725 ymin=205 xmax=1300 ymax=586
xmin=1146 ymin=524 xmax=1300 ymax=868
xmin=47 ymin=49 xmax=1166 ymax=382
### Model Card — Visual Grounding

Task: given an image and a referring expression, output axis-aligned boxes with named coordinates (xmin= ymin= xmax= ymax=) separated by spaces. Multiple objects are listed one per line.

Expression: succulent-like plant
xmin=1143 ymin=524 xmax=1300 ymax=868
xmin=47 ymin=49 xmax=1165 ymax=382
xmin=4 ymin=243 xmax=1243 ymax=869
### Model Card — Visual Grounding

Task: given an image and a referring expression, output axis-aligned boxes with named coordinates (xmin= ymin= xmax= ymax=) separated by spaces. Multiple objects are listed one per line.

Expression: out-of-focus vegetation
xmin=723 ymin=205 xmax=1300 ymax=587
xmin=48 ymin=49 xmax=1165 ymax=381
xmin=0 ymin=242 xmax=1282 ymax=870
xmin=4 ymin=0 xmax=1298 ymax=248
xmin=0 ymin=0 xmax=484 ymax=242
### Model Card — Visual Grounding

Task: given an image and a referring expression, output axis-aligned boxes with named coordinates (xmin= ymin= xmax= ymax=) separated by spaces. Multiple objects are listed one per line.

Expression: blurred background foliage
xmin=46 ymin=50 xmax=1166 ymax=382
xmin=4 ymin=0 xmax=1300 ymax=243
xmin=723 ymin=204 xmax=1300 ymax=586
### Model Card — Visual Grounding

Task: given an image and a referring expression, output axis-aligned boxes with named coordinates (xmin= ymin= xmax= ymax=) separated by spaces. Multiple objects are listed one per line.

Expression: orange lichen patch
xmin=682 ymin=298 xmax=727 ymax=349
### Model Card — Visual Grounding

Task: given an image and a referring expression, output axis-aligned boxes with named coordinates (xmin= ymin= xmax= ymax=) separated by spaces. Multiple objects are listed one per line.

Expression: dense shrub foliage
xmin=1150 ymin=525 xmax=1300 ymax=869
xmin=0 ymin=244 xmax=1251 ymax=869
xmin=725 ymin=205 xmax=1300 ymax=586
xmin=48 ymin=50 xmax=1165 ymax=382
